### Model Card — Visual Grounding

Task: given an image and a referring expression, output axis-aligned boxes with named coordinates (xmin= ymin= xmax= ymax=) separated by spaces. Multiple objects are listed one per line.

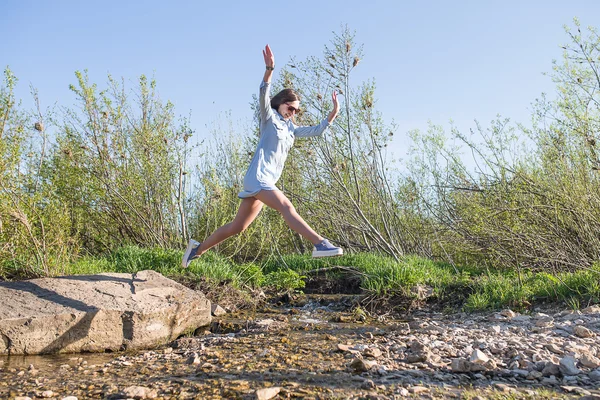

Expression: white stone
xmin=122 ymin=386 xmax=158 ymax=399
xmin=469 ymin=349 xmax=489 ymax=364
xmin=255 ymin=387 xmax=281 ymax=400
xmin=211 ymin=304 xmax=227 ymax=317
xmin=534 ymin=312 xmax=550 ymax=318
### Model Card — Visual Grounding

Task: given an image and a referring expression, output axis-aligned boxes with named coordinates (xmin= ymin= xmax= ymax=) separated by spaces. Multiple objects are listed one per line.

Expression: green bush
xmin=263 ymin=269 xmax=306 ymax=291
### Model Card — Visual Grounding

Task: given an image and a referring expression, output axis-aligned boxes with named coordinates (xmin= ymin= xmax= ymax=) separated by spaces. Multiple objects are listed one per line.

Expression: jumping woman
xmin=182 ymin=44 xmax=342 ymax=268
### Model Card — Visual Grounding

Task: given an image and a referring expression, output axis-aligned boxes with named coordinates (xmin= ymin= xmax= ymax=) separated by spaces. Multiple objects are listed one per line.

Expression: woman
xmin=182 ymin=44 xmax=342 ymax=268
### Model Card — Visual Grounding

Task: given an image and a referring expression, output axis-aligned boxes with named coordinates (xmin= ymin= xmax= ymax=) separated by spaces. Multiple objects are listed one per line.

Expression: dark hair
xmin=270 ymin=89 xmax=300 ymax=110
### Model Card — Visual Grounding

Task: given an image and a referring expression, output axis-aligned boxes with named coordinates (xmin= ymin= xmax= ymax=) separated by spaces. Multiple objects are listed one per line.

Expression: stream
xmin=1 ymin=294 xmax=597 ymax=399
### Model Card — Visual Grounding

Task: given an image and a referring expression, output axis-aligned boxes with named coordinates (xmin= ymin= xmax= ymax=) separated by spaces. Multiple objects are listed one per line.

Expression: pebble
xmin=350 ymin=358 xmax=377 ymax=372
xmin=255 ymin=387 xmax=281 ymax=400
xmin=512 ymin=315 xmax=532 ymax=323
xmin=121 ymin=386 xmax=158 ymax=399
xmin=589 ymin=369 xmax=600 ymax=381
xmin=575 ymin=325 xmax=596 ymax=338
xmin=542 ymin=375 xmax=558 ymax=385
xmin=360 ymin=379 xmax=375 ymax=389
xmin=562 ymin=385 xmax=592 ymax=396
xmin=545 ymin=343 xmax=564 ymax=354
xmin=493 ymin=382 xmax=516 ymax=393
xmin=542 ymin=361 xmax=560 ymax=376
xmin=363 ymin=347 xmax=383 ymax=358
xmin=581 ymin=354 xmax=600 ymax=369
xmin=559 ymin=356 xmax=581 ymax=376
xmin=185 ymin=353 xmax=202 ymax=365
xmin=211 ymin=304 xmax=227 ymax=317
xmin=469 ymin=349 xmax=489 ymax=364
xmin=409 ymin=385 xmax=429 ymax=394
xmin=582 ymin=305 xmax=600 ymax=314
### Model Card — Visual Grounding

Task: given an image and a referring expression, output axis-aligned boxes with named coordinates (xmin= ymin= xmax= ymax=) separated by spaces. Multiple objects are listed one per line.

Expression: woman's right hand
xmin=263 ymin=45 xmax=275 ymax=69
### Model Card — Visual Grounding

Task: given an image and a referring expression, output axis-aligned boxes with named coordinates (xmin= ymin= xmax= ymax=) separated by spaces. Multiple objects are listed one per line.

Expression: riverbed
xmin=1 ymin=294 xmax=598 ymax=399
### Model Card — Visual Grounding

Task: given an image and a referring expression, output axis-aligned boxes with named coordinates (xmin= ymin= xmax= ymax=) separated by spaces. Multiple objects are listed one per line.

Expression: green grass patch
xmin=463 ymin=266 xmax=600 ymax=311
xmin=8 ymin=245 xmax=600 ymax=311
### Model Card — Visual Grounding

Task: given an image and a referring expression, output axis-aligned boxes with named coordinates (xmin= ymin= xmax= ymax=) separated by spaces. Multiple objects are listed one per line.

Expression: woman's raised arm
xmin=259 ymin=45 xmax=275 ymax=122
xmin=294 ymin=91 xmax=340 ymax=138
xmin=327 ymin=91 xmax=340 ymax=123
xmin=263 ymin=44 xmax=275 ymax=83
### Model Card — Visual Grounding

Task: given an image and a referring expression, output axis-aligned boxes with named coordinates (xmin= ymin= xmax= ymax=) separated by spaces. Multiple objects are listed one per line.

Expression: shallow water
xmin=0 ymin=294 xmax=588 ymax=399
xmin=0 ymin=294 xmax=394 ymax=399
xmin=1 ymin=352 xmax=115 ymax=371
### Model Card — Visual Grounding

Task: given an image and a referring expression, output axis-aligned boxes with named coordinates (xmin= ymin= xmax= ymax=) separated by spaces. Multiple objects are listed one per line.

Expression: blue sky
xmin=2 ymin=1 xmax=599 ymax=160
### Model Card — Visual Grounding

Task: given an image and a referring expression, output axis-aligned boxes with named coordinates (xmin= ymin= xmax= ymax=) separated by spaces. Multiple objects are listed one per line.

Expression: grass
xmin=461 ymin=387 xmax=568 ymax=399
xmin=6 ymin=245 xmax=600 ymax=311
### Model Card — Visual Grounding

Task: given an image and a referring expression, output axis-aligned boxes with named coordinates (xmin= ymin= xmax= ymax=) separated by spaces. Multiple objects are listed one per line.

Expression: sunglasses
xmin=285 ymin=103 xmax=301 ymax=115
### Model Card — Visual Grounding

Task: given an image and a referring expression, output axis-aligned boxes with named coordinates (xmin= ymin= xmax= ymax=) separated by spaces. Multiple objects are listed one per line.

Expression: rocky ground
xmin=1 ymin=296 xmax=600 ymax=399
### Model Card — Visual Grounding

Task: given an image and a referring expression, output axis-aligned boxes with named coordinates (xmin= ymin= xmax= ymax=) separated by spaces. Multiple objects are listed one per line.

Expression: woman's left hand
xmin=327 ymin=91 xmax=340 ymax=123
xmin=332 ymin=91 xmax=340 ymax=115
xmin=263 ymin=44 xmax=275 ymax=69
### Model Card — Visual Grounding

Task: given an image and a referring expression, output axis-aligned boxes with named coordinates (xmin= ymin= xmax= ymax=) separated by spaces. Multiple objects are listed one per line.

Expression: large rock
xmin=0 ymin=270 xmax=211 ymax=355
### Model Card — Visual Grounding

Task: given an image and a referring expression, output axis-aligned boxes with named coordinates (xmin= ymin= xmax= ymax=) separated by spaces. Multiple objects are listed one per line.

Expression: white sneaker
xmin=312 ymin=239 xmax=343 ymax=258
xmin=182 ymin=239 xmax=201 ymax=268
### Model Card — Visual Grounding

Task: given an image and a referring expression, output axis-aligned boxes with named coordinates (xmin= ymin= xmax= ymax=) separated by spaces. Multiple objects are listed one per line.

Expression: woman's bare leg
xmin=254 ymin=189 xmax=323 ymax=245
xmin=196 ymin=197 xmax=263 ymax=256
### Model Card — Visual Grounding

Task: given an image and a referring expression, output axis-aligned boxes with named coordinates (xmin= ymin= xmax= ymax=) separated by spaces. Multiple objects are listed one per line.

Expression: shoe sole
xmin=312 ymin=249 xmax=343 ymax=258
xmin=182 ymin=239 xmax=200 ymax=268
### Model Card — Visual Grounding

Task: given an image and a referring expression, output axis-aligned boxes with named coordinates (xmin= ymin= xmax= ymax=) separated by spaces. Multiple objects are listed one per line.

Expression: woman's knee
xmin=229 ymin=220 xmax=251 ymax=235
xmin=228 ymin=222 xmax=243 ymax=235
xmin=279 ymin=201 xmax=296 ymax=217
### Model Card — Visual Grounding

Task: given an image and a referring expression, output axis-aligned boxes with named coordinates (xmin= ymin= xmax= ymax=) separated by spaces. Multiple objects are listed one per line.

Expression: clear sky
xmin=2 ymin=0 xmax=599 ymax=160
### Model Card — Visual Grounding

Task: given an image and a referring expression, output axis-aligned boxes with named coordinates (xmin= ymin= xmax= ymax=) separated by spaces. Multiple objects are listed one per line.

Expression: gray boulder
xmin=0 ymin=270 xmax=210 ymax=355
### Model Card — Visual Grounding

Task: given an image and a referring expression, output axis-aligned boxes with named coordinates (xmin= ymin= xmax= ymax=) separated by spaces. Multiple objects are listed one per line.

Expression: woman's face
xmin=278 ymin=101 xmax=300 ymax=120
